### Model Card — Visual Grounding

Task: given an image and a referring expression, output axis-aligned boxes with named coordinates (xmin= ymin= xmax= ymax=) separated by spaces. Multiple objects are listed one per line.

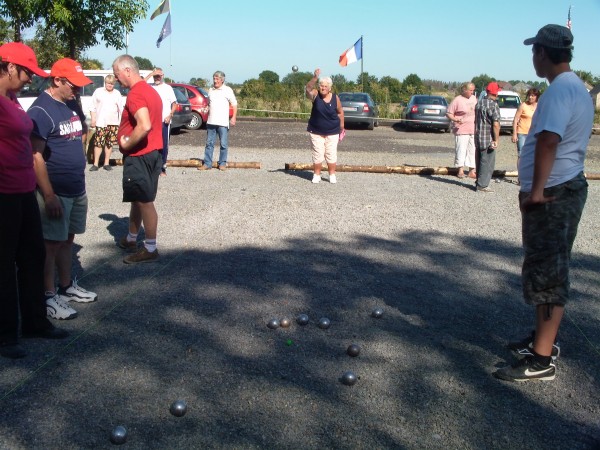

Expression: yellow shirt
xmin=516 ymin=102 xmax=536 ymax=134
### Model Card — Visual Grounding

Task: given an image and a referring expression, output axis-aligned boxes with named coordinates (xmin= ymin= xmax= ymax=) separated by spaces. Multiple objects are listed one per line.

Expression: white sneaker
xmin=329 ymin=174 xmax=337 ymax=184
xmin=311 ymin=174 xmax=321 ymax=184
xmin=46 ymin=293 xmax=78 ymax=320
xmin=58 ymin=279 xmax=97 ymax=303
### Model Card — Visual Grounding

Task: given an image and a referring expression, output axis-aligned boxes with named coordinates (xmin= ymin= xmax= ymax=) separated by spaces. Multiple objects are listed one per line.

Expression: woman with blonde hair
xmin=305 ymin=68 xmax=344 ymax=183
xmin=512 ymin=88 xmax=540 ymax=168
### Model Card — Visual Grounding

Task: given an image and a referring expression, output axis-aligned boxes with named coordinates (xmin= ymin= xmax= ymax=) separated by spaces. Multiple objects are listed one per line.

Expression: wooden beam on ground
xmin=284 ymin=163 xmax=600 ymax=180
xmin=110 ymin=159 xmax=260 ymax=169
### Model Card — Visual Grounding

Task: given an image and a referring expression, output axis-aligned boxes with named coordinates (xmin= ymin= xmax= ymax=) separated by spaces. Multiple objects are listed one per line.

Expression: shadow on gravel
xmin=1 ymin=231 xmax=599 ymax=449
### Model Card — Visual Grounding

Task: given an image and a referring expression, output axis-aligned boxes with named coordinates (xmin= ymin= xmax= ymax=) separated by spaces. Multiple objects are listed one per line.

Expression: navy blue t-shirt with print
xmin=28 ymin=92 xmax=86 ymax=197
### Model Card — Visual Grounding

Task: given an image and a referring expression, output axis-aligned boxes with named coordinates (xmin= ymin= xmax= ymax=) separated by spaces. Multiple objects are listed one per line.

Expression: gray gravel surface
xmin=1 ymin=121 xmax=599 ymax=449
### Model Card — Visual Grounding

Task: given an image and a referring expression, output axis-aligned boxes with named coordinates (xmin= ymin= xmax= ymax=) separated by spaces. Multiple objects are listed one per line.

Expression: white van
xmin=17 ymin=69 xmax=152 ymax=122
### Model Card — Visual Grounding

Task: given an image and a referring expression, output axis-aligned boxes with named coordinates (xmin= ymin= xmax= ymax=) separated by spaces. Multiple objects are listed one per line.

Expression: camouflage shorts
xmin=520 ymin=172 xmax=588 ymax=306
xmin=93 ymin=125 xmax=119 ymax=149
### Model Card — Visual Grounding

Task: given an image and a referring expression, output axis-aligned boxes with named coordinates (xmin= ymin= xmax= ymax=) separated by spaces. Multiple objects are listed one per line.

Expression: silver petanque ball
xmin=110 ymin=425 xmax=127 ymax=445
xmin=296 ymin=314 xmax=309 ymax=326
xmin=280 ymin=318 xmax=291 ymax=328
xmin=371 ymin=308 xmax=384 ymax=319
xmin=182 ymin=170 xmax=187 ymax=175
xmin=341 ymin=371 xmax=358 ymax=386
xmin=267 ymin=319 xmax=280 ymax=329
xmin=170 ymin=399 xmax=188 ymax=417
xmin=347 ymin=344 xmax=361 ymax=357
xmin=318 ymin=317 xmax=331 ymax=329
xmin=292 ymin=65 xmax=299 ymax=72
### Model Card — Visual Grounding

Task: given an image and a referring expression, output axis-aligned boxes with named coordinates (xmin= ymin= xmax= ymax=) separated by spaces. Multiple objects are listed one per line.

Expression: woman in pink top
xmin=0 ymin=43 xmax=69 ymax=359
xmin=447 ymin=82 xmax=477 ymax=179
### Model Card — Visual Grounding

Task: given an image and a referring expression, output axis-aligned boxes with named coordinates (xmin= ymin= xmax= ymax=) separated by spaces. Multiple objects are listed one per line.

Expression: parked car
xmin=16 ymin=69 xmax=152 ymax=123
xmin=401 ymin=95 xmax=450 ymax=132
xmin=170 ymin=88 xmax=193 ymax=132
xmin=169 ymin=83 xmax=209 ymax=130
xmin=339 ymin=92 xmax=378 ymax=130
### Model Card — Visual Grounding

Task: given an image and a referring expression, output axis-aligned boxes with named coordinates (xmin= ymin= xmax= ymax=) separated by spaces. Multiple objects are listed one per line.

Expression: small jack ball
xmin=280 ymin=318 xmax=291 ymax=328
xmin=371 ymin=308 xmax=384 ymax=318
xmin=341 ymin=371 xmax=357 ymax=386
xmin=267 ymin=319 xmax=280 ymax=329
xmin=318 ymin=317 xmax=331 ymax=329
xmin=347 ymin=344 xmax=361 ymax=357
xmin=170 ymin=400 xmax=188 ymax=417
xmin=110 ymin=425 xmax=128 ymax=445
xmin=296 ymin=314 xmax=309 ymax=326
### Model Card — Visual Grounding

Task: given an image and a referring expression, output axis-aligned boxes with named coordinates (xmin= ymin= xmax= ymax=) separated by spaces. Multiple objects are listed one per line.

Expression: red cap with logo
xmin=50 ymin=58 xmax=92 ymax=87
xmin=0 ymin=42 xmax=48 ymax=77
xmin=486 ymin=82 xmax=501 ymax=95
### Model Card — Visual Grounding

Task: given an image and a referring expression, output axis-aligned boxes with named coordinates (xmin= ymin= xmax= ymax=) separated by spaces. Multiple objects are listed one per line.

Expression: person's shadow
xmin=98 ymin=213 xmax=143 ymax=244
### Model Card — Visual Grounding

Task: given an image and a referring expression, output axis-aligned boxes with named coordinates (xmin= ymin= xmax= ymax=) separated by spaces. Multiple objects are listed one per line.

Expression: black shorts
xmin=122 ymin=151 xmax=162 ymax=203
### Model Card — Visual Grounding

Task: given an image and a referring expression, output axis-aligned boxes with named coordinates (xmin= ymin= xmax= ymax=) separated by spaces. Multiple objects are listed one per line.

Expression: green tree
xmin=80 ymin=57 xmax=102 ymax=69
xmin=189 ymin=77 xmax=208 ymax=88
xmin=26 ymin=24 xmax=70 ymax=68
xmin=0 ymin=0 xmax=38 ymax=42
xmin=258 ymin=70 xmax=279 ymax=84
xmin=574 ymin=70 xmax=594 ymax=85
xmin=281 ymin=71 xmax=312 ymax=88
xmin=38 ymin=0 xmax=149 ymax=57
xmin=0 ymin=16 xmax=13 ymax=43
xmin=471 ymin=74 xmax=495 ymax=94
xmin=379 ymin=75 xmax=402 ymax=102
xmin=134 ymin=56 xmax=153 ymax=70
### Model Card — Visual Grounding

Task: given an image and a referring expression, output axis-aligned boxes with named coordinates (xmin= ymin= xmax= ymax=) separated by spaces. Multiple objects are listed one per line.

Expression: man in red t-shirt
xmin=112 ymin=55 xmax=163 ymax=264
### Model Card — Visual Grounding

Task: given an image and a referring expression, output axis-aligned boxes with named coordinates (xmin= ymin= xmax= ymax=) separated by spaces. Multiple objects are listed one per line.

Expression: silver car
xmin=339 ymin=92 xmax=379 ymax=130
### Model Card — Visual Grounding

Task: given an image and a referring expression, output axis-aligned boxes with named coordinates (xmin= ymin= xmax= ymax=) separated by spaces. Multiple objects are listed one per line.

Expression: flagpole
xmin=360 ymin=35 xmax=364 ymax=92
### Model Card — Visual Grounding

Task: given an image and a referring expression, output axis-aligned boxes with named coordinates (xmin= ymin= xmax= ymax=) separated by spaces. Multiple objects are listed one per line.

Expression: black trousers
xmin=0 ymin=191 xmax=50 ymax=340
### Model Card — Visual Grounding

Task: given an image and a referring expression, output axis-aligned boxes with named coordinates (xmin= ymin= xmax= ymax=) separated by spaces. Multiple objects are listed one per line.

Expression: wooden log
xmin=284 ymin=163 xmax=600 ymax=180
xmin=110 ymin=159 xmax=260 ymax=169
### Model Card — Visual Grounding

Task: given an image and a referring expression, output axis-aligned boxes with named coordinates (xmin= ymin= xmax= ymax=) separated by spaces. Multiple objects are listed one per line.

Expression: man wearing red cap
xmin=474 ymin=82 xmax=501 ymax=192
xmin=29 ymin=58 xmax=98 ymax=321
xmin=494 ymin=25 xmax=594 ymax=382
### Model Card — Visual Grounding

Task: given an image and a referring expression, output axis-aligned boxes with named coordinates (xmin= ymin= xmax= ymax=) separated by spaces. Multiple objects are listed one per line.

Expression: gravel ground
xmin=1 ymin=121 xmax=599 ymax=449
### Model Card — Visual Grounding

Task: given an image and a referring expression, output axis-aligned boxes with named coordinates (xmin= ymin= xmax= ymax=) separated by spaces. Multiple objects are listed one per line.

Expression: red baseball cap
xmin=0 ymin=42 xmax=48 ymax=77
xmin=50 ymin=58 xmax=92 ymax=87
xmin=486 ymin=82 xmax=501 ymax=95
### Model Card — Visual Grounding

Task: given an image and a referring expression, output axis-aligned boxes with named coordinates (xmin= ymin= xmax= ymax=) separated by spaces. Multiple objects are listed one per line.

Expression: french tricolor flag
xmin=339 ymin=37 xmax=362 ymax=67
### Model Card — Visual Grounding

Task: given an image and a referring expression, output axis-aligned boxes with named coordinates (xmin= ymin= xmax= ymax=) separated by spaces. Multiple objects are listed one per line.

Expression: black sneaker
xmin=507 ymin=331 xmax=560 ymax=361
xmin=89 ymin=165 xmax=99 ymax=172
xmin=103 ymin=165 xmax=112 ymax=171
xmin=493 ymin=356 xmax=556 ymax=382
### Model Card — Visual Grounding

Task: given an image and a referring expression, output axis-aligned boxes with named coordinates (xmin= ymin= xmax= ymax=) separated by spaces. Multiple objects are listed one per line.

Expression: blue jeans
xmin=160 ymin=122 xmax=170 ymax=171
xmin=203 ymin=124 xmax=229 ymax=168
xmin=517 ymin=133 xmax=527 ymax=157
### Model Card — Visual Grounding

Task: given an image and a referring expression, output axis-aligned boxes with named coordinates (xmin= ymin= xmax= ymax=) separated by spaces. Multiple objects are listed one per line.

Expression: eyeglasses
xmin=17 ymin=65 xmax=34 ymax=79
xmin=60 ymin=78 xmax=77 ymax=89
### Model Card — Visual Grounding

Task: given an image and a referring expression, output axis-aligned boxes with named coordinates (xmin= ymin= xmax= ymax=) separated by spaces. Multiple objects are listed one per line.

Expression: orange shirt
xmin=516 ymin=102 xmax=536 ymax=134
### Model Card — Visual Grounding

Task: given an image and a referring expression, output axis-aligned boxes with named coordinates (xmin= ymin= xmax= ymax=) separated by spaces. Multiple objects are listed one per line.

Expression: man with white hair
xmin=198 ymin=71 xmax=237 ymax=171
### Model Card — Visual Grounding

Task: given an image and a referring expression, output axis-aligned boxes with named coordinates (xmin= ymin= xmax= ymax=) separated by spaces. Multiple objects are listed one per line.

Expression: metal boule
xmin=267 ymin=319 xmax=280 ymax=329
xmin=318 ymin=317 xmax=331 ymax=329
xmin=347 ymin=344 xmax=361 ymax=357
xmin=110 ymin=425 xmax=127 ymax=445
xmin=170 ymin=399 xmax=188 ymax=417
xmin=280 ymin=318 xmax=291 ymax=328
xmin=341 ymin=371 xmax=357 ymax=386
xmin=371 ymin=308 xmax=384 ymax=319
xmin=296 ymin=314 xmax=309 ymax=326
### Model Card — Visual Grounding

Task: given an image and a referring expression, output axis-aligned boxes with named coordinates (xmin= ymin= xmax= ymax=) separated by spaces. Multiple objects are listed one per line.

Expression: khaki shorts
xmin=36 ymin=191 xmax=88 ymax=241
xmin=309 ymin=132 xmax=339 ymax=164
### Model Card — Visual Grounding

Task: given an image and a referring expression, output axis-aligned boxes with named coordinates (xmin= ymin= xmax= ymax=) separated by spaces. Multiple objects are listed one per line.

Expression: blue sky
xmin=83 ymin=0 xmax=600 ymax=85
